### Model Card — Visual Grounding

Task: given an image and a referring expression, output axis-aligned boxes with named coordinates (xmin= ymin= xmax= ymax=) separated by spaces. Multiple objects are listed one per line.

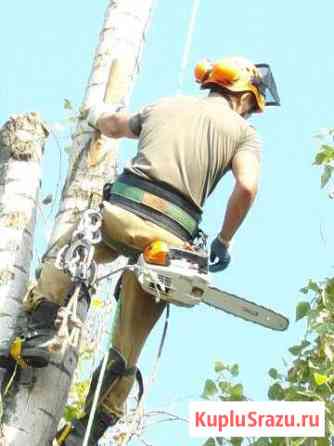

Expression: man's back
xmin=127 ymin=94 xmax=260 ymax=210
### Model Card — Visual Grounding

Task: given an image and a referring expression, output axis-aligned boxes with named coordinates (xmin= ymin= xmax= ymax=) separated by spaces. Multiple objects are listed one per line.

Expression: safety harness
xmin=103 ymin=172 xmax=202 ymax=242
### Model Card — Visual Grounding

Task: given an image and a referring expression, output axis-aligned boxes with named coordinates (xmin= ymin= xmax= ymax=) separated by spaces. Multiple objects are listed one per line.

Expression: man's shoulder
xmin=155 ymin=95 xmax=202 ymax=106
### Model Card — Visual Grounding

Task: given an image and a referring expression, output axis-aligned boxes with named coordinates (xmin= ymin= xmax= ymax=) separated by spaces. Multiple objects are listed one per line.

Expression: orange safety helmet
xmin=194 ymin=56 xmax=280 ymax=113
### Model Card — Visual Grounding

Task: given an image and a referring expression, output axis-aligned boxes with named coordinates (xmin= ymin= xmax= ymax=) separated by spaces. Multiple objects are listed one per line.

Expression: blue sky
xmin=1 ymin=1 xmax=334 ymax=445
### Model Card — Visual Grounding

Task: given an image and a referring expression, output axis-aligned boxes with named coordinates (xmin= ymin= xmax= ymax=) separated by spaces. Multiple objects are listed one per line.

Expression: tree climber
xmin=14 ymin=57 xmax=281 ymax=444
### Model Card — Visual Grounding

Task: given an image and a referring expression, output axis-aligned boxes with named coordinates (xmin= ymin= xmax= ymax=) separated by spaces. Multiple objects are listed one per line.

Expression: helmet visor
xmin=254 ymin=64 xmax=280 ymax=107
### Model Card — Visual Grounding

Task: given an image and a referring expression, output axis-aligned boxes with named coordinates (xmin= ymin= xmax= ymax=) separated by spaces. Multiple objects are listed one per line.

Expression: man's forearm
xmin=219 ymin=184 xmax=256 ymax=243
xmin=87 ymin=103 xmax=136 ymax=139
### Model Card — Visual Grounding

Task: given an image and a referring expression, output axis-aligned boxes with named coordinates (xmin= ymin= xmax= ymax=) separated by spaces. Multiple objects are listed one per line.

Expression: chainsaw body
xmin=135 ymin=246 xmax=210 ymax=307
xmin=134 ymin=242 xmax=289 ymax=331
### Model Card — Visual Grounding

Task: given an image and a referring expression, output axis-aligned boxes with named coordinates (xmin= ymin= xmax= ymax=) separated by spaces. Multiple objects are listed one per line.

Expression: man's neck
xmin=207 ymin=92 xmax=232 ymax=108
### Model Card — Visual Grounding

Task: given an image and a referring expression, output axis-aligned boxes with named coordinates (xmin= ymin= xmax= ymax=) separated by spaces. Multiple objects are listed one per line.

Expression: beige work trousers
xmin=28 ymin=202 xmax=184 ymax=418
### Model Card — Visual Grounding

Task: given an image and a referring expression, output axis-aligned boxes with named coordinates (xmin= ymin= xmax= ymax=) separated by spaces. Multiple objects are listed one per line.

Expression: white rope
xmin=177 ymin=0 xmax=201 ymax=94
xmin=48 ymin=285 xmax=83 ymax=354
xmin=111 ymin=304 xmax=170 ymax=446
xmin=82 ymin=349 xmax=110 ymax=446
xmin=115 ymin=3 xmax=202 ymax=443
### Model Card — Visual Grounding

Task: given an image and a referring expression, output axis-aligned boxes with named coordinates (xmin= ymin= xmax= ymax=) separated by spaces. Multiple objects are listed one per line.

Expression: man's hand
xmin=209 ymin=236 xmax=231 ymax=272
xmin=87 ymin=102 xmax=124 ymax=129
xmin=86 ymin=102 xmax=139 ymax=139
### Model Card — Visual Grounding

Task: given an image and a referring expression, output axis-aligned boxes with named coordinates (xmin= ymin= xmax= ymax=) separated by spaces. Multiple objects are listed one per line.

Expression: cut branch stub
xmin=0 ymin=113 xmax=49 ymax=161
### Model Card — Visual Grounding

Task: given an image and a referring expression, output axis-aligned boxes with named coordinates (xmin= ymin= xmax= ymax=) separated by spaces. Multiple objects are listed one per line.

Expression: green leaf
xmin=296 ymin=301 xmax=311 ymax=321
xmin=268 ymin=382 xmax=285 ymax=400
xmin=289 ymin=345 xmax=301 ymax=356
xmin=313 ymin=372 xmax=328 ymax=386
xmin=218 ymin=380 xmax=231 ymax=393
xmin=307 ymin=280 xmax=321 ymax=293
xmin=315 ymin=438 xmax=330 ymax=446
xmin=253 ymin=438 xmax=271 ymax=446
xmin=326 ymin=278 xmax=334 ymax=295
xmin=64 ymin=98 xmax=73 ymax=110
xmin=288 ymin=342 xmax=310 ymax=356
xmin=214 ymin=361 xmax=225 ymax=373
xmin=296 ymin=389 xmax=323 ymax=401
xmin=321 ymin=144 xmax=334 ymax=153
xmin=291 ymin=438 xmax=308 ymax=446
xmin=230 ymin=438 xmax=243 ymax=446
xmin=314 ymin=145 xmax=334 ymax=165
xmin=299 ymin=280 xmax=320 ymax=295
xmin=202 ymin=379 xmax=218 ymax=398
xmin=63 ymin=404 xmax=83 ymax=422
xmin=230 ymin=363 xmax=239 ymax=377
xmin=312 ymin=322 xmax=334 ymax=335
xmin=268 ymin=368 xmax=279 ymax=379
xmin=321 ymin=165 xmax=334 ymax=188
xmin=202 ymin=438 xmax=216 ymax=446
xmin=230 ymin=384 xmax=244 ymax=400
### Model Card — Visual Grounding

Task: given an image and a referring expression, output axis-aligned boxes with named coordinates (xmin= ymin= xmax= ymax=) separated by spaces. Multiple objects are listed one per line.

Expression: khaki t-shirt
xmin=126 ymin=95 xmax=261 ymax=211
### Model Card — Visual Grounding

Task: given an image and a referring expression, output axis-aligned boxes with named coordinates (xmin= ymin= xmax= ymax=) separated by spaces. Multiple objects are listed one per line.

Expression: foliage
xmin=49 ymin=99 xmax=88 ymax=156
xmin=201 ymin=131 xmax=334 ymax=446
xmin=313 ymin=128 xmax=334 ymax=194
xmin=64 ymin=293 xmax=114 ymax=421
xmin=201 ymin=362 xmax=245 ymax=402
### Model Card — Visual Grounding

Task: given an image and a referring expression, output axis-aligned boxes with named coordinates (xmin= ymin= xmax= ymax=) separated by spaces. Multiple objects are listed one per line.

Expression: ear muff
xmin=210 ymin=62 xmax=240 ymax=85
xmin=194 ymin=60 xmax=212 ymax=83
xmin=194 ymin=60 xmax=241 ymax=86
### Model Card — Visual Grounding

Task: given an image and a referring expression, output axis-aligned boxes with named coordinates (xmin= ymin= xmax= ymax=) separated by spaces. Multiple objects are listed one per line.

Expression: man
xmin=19 ymin=56 xmax=281 ymax=444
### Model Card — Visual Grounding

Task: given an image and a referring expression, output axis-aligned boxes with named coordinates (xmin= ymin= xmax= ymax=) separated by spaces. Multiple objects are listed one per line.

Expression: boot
xmin=57 ymin=410 xmax=119 ymax=445
xmin=21 ymin=299 xmax=60 ymax=368
xmin=21 ymin=284 xmax=91 ymax=368
xmin=56 ymin=348 xmax=142 ymax=445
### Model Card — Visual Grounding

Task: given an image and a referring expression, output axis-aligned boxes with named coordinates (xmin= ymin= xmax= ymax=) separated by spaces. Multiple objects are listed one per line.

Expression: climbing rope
xmin=117 ymin=3 xmax=202 ymax=441
xmin=52 ymin=207 xmax=102 ymax=354
xmin=177 ymin=0 xmax=201 ymax=94
xmin=117 ymin=304 xmax=170 ymax=446
xmin=82 ymin=348 xmax=110 ymax=446
xmin=49 ymin=285 xmax=83 ymax=354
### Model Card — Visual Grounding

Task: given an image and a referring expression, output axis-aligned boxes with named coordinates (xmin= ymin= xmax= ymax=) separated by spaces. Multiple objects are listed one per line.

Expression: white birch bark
xmin=3 ymin=2 xmax=155 ymax=445
xmin=0 ymin=112 xmax=47 ymax=371
xmin=0 ymin=113 xmax=48 ymax=350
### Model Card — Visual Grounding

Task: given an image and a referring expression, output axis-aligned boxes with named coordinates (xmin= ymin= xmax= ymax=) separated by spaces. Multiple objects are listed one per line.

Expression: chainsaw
xmin=132 ymin=240 xmax=289 ymax=331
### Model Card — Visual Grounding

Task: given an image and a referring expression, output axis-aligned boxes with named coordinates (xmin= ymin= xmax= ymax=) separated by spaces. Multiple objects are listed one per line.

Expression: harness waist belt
xmin=107 ymin=173 xmax=202 ymax=241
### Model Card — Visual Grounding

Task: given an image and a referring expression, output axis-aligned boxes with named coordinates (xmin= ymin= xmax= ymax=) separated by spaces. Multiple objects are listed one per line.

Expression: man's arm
xmin=87 ymin=103 xmax=141 ymax=139
xmin=219 ymin=151 xmax=260 ymax=245
xmin=96 ymin=111 xmax=139 ymax=139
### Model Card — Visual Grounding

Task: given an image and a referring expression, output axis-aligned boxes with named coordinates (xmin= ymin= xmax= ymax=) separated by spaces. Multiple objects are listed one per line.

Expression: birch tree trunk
xmin=3 ymin=2 xmax=155 ymax=445
xmin=0 ymin=112 xmax=48 ymax=387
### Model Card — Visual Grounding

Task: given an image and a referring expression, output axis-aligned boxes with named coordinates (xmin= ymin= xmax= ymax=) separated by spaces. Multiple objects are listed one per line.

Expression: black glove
xmin=209 ymin=236 xmax=231 ymax=272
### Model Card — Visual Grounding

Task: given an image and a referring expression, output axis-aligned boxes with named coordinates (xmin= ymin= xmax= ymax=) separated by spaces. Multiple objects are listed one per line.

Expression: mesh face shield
xmin=253 ymin=64 xmax=281 ymax=107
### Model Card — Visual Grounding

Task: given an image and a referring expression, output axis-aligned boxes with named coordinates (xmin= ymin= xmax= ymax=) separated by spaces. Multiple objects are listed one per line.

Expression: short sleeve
xmin=128 ymin=113 xmax=143 ymax=137
xmin=128 ymin=103 xmax=156 ymax=137
xmin=235 ymin=125 xmax=262 ymax=161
